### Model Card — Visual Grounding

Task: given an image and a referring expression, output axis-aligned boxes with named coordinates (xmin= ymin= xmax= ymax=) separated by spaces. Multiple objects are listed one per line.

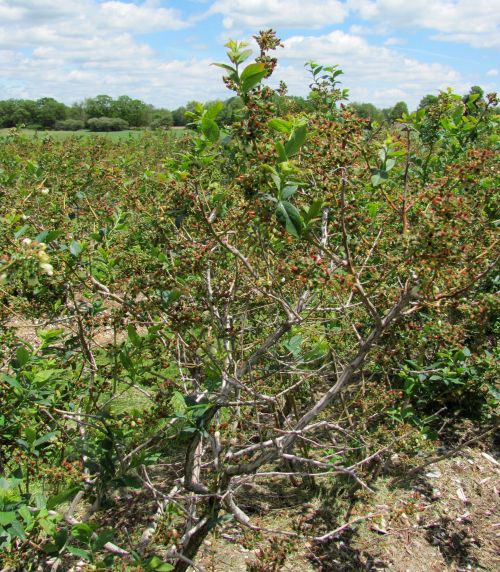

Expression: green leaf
xmin=25 ymin=427 xmax=36 ymax=445
xmin=10 ymin=519 xmax=26 ymax=539
xmin=371 ymin=169 xmax=388 ymax=187
xmin=235 ymin=48 xmax=253 ymax=65
xmin=36 ymin=229 xmax=63 ymax=243
xmin=45 ymin=229 xmax=64 ymax=243
xmin=39 ymin=328 xmax=65 ymax=343
xmin=14 ymin=225 xmax=29 ymax=239
xmin=262 ymin=193 xmax=277 ymax=203
xmin=47 ymin=486 xmax=81 ymax=510
xmin=205 ymin=101 xmax=223 ymax=121
xmin=127 ymin=324 xmax=141 ymax=347
xmin=201 ymin=116 xmax=220 ymax=143
xmin=15 ymin=438 xmax=29 ymax=450
xmin=71 ymin=523 xmax=94 ymax=543
xmin=240 ymin=63 xmax=267 ymax=93
xmin=275 ymin=141 xmax=287 ymax=163
xmin=171 ymin=391 xmax=187 ymax=417
xmin=43 ymin=542 xmax=61 ymax=555
xmin=303 ymin=340 xmax=329 ymax=362
xmin=120 ymin=349 xmax=133 ymax=370
xmin=276 ymin=201 xmax=304 ymax=238
xmin=17 ymin=505 xmax=32 ymax=525
xmin=33 ymin=431 xmax=57 ymax=448
xmin=92 ymin=529 xmax=114 ymax=551
xmin=67 ymin=546 xmax=92 ymax=561
xmin=367 ymin=202 xmax=381 ymax=217
xmin=461 ymin=347 xmax=471 ymax=358
xmin=284 ymin=335 xmax=302 ymax=357
xmin=303 ymin=199 xmax=323 ymax=224
xmin=284 ymin=125 xmax=307 ymax=158
xmin=69 ymin=240 xmax=82 ymax=257
xmin=0 ymin=373 xmax=22 ymax=390
xmin=15 ymin=346 xmax=31 ymax=367
xmin=212 ymin=63 xmax=238 ymax=81
xmin=34 ymin=369 xmax=60 ymax=383
xmin=268 ymin=118 xmax=293 ymax=134
xmin=53 ymin=528 xmax=69 ymax=550
xmin=271 ymin=172 xmax=282 ymax=191
xmin=148 ymin=556 xmax=174 ymax=571
xmin=385 ymin=158 xmax=396 ymax=171
xmin=0 ymin=512 xmax=16 ymax=526
xmin=282 ymin=185 xmax=298 ymax=200
xmin=34 ymin=492 xmax=46 ymax=509
xmin=160 ymin=289 xmax=182 ymax=306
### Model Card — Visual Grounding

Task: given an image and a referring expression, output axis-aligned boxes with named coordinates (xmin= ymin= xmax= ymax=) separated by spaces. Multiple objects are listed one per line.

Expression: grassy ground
xmin=0 ymin=127 xmax=186 ymax=141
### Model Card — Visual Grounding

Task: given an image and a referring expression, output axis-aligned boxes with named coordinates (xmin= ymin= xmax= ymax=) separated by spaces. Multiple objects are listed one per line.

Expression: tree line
xmin=0 ymin=86 xmax=489 ymax=131
xmin=0 ymin=95 xmax=170 ymax=131
xmin=350 ymin=86 xmax=493 ymax=122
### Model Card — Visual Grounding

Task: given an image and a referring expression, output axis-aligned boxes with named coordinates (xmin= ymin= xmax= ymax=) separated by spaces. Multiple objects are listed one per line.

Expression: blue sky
xmin=0 ymin=0 xmax=498 ymax=109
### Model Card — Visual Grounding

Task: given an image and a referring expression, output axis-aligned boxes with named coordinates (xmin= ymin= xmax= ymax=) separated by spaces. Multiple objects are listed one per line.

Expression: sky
xmin=0 ymin=0 xmax=498 ymax=110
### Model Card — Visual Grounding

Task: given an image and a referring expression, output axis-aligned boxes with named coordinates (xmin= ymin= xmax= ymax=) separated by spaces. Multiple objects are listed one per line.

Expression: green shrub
xmin=395 ymin=347 xmax=499 ymax=431
xmin=151 ymin=114 xmax=173 ymax=130
xmin=54 ymin=119 xmax=85 ymax=131
xmin=86 ymin=116 xmax=129 ymax=132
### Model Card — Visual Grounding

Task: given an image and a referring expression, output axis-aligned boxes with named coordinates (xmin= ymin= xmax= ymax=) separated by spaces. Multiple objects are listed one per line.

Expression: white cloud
xmin=0 ymin=0 xmax=496 ymax=110
xmin=0 ymin=1 xmax=189 ymax=52
xmin=384 ymin=37 xmax=404 ymax=46
xmin=210 ymin=1 xmax=348 ymax=29
xmin=208 ymin=0 xmax=499 ymax=47
xmin=0 ymin=1 xmax=224 ymax=107
xmin=486 ymin=69 xmax=498 ymax=77
xmin=276 ymin=31 xmax=465 ymax=107
xmin=348 ymin=1 xmax=500 ymax=48
xmin=209 ymin=1 xmax=500 ymax=48
xmin=0 ymin=42 xmax=225 ymax=107
xmin=99 ymin=1 xmax=187 ymax=32
xmin=0 ymin=1 xmax=229 ymax=107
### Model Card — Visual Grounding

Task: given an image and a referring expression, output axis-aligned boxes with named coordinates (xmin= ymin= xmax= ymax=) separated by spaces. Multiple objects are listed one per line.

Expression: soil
xmin=197 ymin=446 xmax=499 ymax=571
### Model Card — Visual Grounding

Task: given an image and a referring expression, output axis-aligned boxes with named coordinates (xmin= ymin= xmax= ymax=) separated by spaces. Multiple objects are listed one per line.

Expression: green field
xmin=0 ymin=127 xmax=186 ymax=141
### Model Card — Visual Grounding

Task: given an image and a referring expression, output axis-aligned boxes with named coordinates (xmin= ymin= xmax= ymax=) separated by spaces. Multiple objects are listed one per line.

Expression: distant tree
xmin=0 ymin=100 xmax=15 ymax=127
xmin=380 ymin=101 xmax=409 ymax=123
xmin=462 ymin=86 xmax=485 ymax=116
xmin=83 ymin=95 xmax=114 ymax=119
xmin=172 ymin=101 xmax=203 ymax=127
xmin=418 ymin=94 xmax=438 ymax=110
xmin=68 ymin=102 xmax=86 ymax=121
xmin=15 ymin=100 xmax=37 ymax=126
xmin=151 ymin=110 xmax=174 ymax=130
xmin=463 ymin=85 xmax=484 ymax=102
xmin=0 ymin=99 xmax=40 ymax=128
xmin=273 ymin=95 xmax=314 ymax=116
xmin=389 ymin=101 xmax=409 ymax=120
xmin=172 ymin=106 xmax=188 ymax=126
xmin=205 ymin=97 xmax=244 ymax=126
xmin=287 ymin=95 xmax=314 ymax=113
xmin=112 ymin=95 xmax=150 ymax=127
xmin=0 ymin=100 xmax=25 ymax=127
xmin=35 ymin=97 xmax=67 ymax=128
xmin=184 ymin=101 xmax=205 ymax=129
xmin=349 ymin=102 xmax=383 ymax=122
